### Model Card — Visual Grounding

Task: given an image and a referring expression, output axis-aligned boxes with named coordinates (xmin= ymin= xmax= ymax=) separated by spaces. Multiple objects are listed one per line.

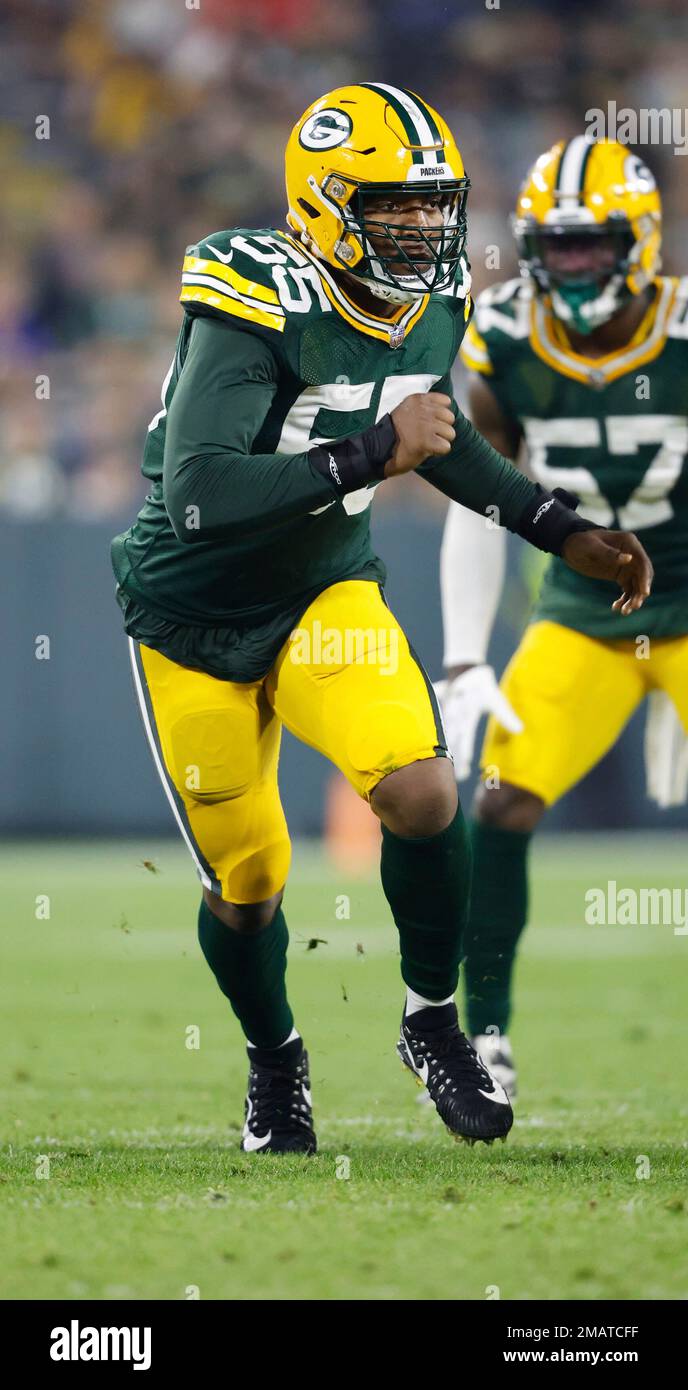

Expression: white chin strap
xmin=362 ymin=247 xmax=434 ymax=304
xmin=366 ymin=275 xmax=426 ymax=305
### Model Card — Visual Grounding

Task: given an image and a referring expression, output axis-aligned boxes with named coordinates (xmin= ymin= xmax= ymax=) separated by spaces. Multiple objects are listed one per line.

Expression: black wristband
xmin=308 ymin=413 xmax=396 ymax=497
xmin=517 ymin=485 xmax=602 ymax=556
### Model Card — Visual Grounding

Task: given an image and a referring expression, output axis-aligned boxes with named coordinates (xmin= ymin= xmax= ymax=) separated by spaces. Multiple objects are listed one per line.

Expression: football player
xmin=438 ymin=138 xmax=686 ymax=1097
xmin=112 ymin=96 xmax=651 ymax=1152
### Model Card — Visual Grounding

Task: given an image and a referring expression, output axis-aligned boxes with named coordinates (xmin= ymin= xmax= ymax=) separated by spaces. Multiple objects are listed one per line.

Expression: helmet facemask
xmin=338 ymin=178 xmax=470 ymax=304
xmin=513 ymin=218 xmax=637 ymax=334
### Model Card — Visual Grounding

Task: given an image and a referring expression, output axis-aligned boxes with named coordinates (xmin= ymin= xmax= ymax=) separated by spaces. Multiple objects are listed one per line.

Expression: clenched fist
xmin=386 ymin=392 xmax=456 ymax=476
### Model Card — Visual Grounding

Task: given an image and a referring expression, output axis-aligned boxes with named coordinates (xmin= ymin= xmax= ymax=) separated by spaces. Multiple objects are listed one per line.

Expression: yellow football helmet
xmin=512 ymin=136 xmax=662 ymax=333
xmin=285 ymin=83 xmax=470 ymax=304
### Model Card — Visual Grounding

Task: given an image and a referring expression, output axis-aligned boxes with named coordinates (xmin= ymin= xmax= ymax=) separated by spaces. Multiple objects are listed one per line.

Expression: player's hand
xmin=385 ymin=393 xmax=456 ymax=476
xmin=562 ymin=529 xmax=653 ymax=615
xmin=434 ymin=665 xmax=524 ymax=781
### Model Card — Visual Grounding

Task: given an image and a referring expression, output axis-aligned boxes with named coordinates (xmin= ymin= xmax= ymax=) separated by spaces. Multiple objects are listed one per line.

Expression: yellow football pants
xmin=481 ymin=620 xmax=688 ymax=806
xmin=130 ymin=581 xmax=446 ymax=902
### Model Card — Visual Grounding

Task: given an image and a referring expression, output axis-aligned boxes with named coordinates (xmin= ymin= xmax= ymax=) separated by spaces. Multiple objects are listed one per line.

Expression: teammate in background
xmin=438 ymin=139 xmax=686 ymax=1097
xmin=112 ymin=97 xmax=650 ymax=1153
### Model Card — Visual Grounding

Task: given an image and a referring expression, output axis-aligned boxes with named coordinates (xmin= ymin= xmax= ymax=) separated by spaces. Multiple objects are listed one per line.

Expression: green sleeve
xmin=418 ymin=381 xmax=537 ymax=531
xmin=163 ymin=316 xmax=337 ymax=542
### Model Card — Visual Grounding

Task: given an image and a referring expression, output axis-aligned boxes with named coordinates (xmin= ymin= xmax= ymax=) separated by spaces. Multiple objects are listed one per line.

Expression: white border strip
xmin=557 ymin=136 xmax=592 ymax=209
xmin=371 ymin=83 xmax=440 ymax=165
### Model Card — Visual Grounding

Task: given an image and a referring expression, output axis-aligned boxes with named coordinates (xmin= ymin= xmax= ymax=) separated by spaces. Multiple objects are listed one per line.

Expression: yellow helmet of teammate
xmin=285 ymin=83 xmax=470 ymax=305
xmin=512 ymin=137 xmax=662 ymax=334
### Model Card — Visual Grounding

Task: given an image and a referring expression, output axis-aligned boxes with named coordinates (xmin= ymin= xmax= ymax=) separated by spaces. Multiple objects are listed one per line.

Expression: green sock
xmin=380 ymin=803 xmax=472 ymax=1000
xmin=197 ymin=899 xmax=294 ymax=1049
xmin=463 ymin=822 xmax=532 ymax=1036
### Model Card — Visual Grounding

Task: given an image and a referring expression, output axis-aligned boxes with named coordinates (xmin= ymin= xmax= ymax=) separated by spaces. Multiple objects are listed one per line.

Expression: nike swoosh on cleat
xmin=242 ymin=1095 xmax=272 ymax=1150
xmin=399 ymin=1035 xmax=430 ymax=1087
xmin=411 ymin=1055 xmax=429 ymax=1086
xmin=478 ymin=1084 xmax=511 ymax=1106
xmin=242 ymin=1127 xmax=272 ymax=1151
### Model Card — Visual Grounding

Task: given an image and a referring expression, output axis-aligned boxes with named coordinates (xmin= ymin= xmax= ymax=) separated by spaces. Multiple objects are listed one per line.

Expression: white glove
xmin=434 ymin=665 xmax=524 ymax=781
xmin=644 ymin=689 xmax=688 ymax=808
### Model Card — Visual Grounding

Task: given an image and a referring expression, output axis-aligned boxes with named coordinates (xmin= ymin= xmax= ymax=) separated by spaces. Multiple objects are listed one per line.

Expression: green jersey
xmin=112 ymin=227 xmax=542 ymax=681
xmin=461 ymin=275 xmax=688 ymax=639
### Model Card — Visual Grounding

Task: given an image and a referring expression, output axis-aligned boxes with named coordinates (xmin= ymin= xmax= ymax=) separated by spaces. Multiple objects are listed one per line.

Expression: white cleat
xmin=471 ymin=1034 xmax=517 ymax=1101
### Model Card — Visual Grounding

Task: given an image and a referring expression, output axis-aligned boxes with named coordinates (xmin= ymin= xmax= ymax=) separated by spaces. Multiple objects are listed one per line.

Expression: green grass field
xmin=1 ymin=834 xmax=686 ymax=1302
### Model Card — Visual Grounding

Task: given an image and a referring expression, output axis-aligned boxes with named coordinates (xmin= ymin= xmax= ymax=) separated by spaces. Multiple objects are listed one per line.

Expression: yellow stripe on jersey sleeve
xmin=459 ymin=320 xmax=494 ymax=375
xmin=182 ymin=255 xmax=281 ymax=305
xmin=180 ymin=252 xmax=286 ymax=331
xmin=180 ymin=283 xmax=285 ymax=332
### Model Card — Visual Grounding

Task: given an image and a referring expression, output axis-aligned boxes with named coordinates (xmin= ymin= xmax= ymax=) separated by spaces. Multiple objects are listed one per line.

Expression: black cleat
xmin=397 ymin=1004 xmax=513 ymax=1144
xmin=240 ymin=1041 xmax=317 ymax=1155
xmin=472 ymin=1033 xmax=517 ymax=1101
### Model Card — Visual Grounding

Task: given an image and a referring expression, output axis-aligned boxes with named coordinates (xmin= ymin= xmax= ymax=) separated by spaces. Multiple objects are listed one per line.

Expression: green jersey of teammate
xmin=111 ymin=226 xmax=544 ymax=680
xmin=461 ymin=273 xmax=688 ymax=639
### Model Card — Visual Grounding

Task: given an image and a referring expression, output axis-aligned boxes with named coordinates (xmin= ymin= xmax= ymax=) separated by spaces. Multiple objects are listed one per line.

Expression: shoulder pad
xmin=473 ymin=278 xmax=532 ymax=344
xmin=473 ymin=278 xmax=532 ymax=331
xmin=474 ymin=277 xmax=526 ymax=309
xmin=181 ymin=229 xmax=292 ymax=335
xmin=459 ymin=315 xmax=493 ymax=375
xmin=436 ymin=254 xmax=472 ymax=304
xmin=460 ymin=278 xmax=532 ymax=374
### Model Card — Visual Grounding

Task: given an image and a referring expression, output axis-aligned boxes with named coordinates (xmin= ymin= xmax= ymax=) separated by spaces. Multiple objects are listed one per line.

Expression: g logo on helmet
xmin=623 ymin=153 xmax=656 ymax=191
xmin=299 ymin=108 xmax=353 ymax=151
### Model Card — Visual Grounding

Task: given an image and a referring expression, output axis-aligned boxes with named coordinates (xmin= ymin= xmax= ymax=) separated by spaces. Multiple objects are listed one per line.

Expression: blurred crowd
xmin=2 ymin=0 xmax=688 ymax=521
